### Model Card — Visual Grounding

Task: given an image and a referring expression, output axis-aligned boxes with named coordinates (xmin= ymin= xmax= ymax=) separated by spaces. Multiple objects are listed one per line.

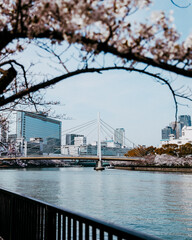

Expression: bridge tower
xmin=94 ymin=113 xmax=105 ymax=171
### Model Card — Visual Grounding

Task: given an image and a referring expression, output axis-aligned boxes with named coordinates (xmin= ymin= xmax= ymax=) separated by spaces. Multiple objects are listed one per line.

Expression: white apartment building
xmin=61 ymin=145 xmax=80 ymax=156
xmin=114 ymin=128 xmax=125 ymax=146
xmin=74 ymin=136 xmax=86 ymax=146
xmin=61 ymin=136 xmax=87 ymax=156
xmin=160 ymin=126 xmax=192 ymax=146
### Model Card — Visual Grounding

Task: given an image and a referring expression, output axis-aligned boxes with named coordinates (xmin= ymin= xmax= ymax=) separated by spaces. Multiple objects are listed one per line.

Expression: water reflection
xmin=1 ymin=168 xmax=192 ymax=239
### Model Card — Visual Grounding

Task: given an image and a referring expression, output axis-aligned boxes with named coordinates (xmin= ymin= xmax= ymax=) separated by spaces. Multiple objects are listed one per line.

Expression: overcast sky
xmin=15 ymin=0 xmax=192 ymax=147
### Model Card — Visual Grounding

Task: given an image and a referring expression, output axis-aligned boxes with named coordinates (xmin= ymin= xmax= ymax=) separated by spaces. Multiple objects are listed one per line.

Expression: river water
xmin=1 ymin=167 xmax=192 ymax=240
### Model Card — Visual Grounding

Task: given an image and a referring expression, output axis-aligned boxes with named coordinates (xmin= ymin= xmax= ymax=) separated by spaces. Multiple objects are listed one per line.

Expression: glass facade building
xmin=161 ymin=126 xmax=174 ymax=140
xmin=179 ymin=115 xmax=191 ymax=128
xmin=16 ymin=111 xmax=61 ymax=154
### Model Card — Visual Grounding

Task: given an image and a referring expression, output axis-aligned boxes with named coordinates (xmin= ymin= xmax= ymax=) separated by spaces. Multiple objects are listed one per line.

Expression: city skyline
xmin=5 ymin=110 xmax=192 ymax=149
xmin=161 ymin=114 xmax=192 ymax=140
xmin=5 ymin=110 xmax=130 ymax=149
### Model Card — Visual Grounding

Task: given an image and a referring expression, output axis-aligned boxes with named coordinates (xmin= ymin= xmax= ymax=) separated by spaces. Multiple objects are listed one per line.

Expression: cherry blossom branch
xmin=80 ymin=37 xmax=192 ymax=78
xmin=0 ymin=29 xmax=191 ymax=78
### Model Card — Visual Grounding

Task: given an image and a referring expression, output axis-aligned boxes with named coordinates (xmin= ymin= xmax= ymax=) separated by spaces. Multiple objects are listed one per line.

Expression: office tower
xmin=16 ymin=111 xmax=61 ymax=154
xmin=169 ymin=122 xmax=181 ymax=139
xmin=161 ymin=126 xmax=174 ymax=140
xmin=179 ymin=115 xmax=191 ymax=129
xmin=66 ymin=134 xmax=83 ymax=145
xmin=114 ymin=128 xmax=125 ymax=146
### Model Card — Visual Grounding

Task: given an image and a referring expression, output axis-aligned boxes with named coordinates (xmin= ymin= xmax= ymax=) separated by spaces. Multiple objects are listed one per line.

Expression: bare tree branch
xmin=170 ymin=0 xmax=191 ymax=8
xmin=0 ymin=66 xmax=181 ymax=121
xmin=79 ymin=37 xmax=192 ymax=78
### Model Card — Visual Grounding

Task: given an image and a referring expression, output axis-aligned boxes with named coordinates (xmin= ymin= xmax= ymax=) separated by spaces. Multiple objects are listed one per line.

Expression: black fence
xmin=0 ymin=188 xmax=162 ymax=240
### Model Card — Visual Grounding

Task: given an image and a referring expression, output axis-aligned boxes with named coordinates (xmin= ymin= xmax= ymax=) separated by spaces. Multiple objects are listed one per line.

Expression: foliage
xmin=155 ymin=144 xmax=179 ymax=156
xmin=179 ymin=143 xmax=192 ymax=156
xmin=0 ymin=0 xmax=191 ymax=111
xmin=125 ymin=145 xmax=156 ymax=157
xmin=160 ymin=143 xmax=192 ymax=157
xmin=126 ymin=143 xmax=192 ymax=157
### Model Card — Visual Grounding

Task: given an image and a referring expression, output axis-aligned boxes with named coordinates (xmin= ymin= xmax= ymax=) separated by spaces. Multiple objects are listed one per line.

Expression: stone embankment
xmin=112 ymin=154 xmax=192 ymax=172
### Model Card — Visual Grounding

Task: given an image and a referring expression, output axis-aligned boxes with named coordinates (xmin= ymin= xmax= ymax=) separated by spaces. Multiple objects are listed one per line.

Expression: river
xmin=0 ymin=167 xmax=192 ymax=240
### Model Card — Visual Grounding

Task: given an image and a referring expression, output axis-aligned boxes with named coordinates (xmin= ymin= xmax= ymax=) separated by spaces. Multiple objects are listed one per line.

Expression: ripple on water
xmin=1 ymin=168 xmax=192 ymax=239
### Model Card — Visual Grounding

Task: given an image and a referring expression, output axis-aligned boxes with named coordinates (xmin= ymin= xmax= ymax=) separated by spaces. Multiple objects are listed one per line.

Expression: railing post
xmin=45 ymin=206 xmax=57 ymax=240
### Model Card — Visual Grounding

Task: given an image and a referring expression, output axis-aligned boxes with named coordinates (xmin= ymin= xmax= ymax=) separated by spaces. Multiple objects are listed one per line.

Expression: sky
xmin=11 ymin=0 xmax=192 ymax=147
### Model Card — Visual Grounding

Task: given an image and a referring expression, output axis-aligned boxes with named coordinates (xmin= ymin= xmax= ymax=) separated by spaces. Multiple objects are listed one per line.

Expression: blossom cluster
xmin=0 ymin=0 xmax=191 ymax=71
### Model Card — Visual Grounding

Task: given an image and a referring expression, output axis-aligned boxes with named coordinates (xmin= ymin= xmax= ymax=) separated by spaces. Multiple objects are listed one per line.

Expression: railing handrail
xmin=0 ymin=187 xmax=162 ymax=240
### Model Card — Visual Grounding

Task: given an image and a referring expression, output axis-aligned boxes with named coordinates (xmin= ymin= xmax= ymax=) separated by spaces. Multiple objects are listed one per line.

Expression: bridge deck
xmin=0 ymin=156 xmax=143 ymax=161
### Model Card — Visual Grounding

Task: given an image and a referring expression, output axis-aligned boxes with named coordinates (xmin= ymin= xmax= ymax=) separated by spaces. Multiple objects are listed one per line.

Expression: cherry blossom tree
xmin=0 ymin=0 xmax=191 ymax=117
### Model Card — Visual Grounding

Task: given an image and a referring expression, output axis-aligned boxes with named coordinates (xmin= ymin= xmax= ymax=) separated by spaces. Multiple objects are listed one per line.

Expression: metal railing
xmin=0 ymin=188 xmax=162 ymax=240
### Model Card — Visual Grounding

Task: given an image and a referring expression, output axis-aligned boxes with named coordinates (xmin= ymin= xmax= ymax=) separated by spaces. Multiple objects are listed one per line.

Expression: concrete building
xmin=169 ymin=122 xmax=181 ymax=138
xmin=61 ymin=145 xmax=80 ymax=156
xmin=161 ymin=126 xmax=174 ymax=140
xmin=61 ymin=143 xmax=130 ymax=157
xmin=62 ymin=135 xmax=87 ymax=155
xmin=104 ymin=139 xmax=121 ymax=148
xmin=79 ymin=144 xmax=130 ymax=156
xmin=66 ymin=134 xmax=84 ymax=145
xmin=74 ymin=136 xmax=86 ymax=146
xmin=62 ymin=128 xmax=129 ymax=156
xmin=114 ymin=128 xmax=125 ymax=146
xmin=24 ymin=138 xmax=43 ymax=156
xmin=179 ymin=115 xmax=191 ymax=129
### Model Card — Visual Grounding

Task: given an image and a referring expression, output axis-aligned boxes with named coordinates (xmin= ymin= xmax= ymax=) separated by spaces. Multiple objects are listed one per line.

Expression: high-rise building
xmin=179 ymin=115 xmax=191 ymax=129
xmin=16 ymin=111 xmax=61 ymax=154
xmin=161 ymin=126 xmax=174 ymax=140
xmin=66 ymin=134 xmax=83 ymax=145
xmin=169 ymin=122 xmax=181 ymax=139
xmin=161 ymin=115 xmax=192 ymax=143
xmin=114 ymin=128 xmax=125 ymax=146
